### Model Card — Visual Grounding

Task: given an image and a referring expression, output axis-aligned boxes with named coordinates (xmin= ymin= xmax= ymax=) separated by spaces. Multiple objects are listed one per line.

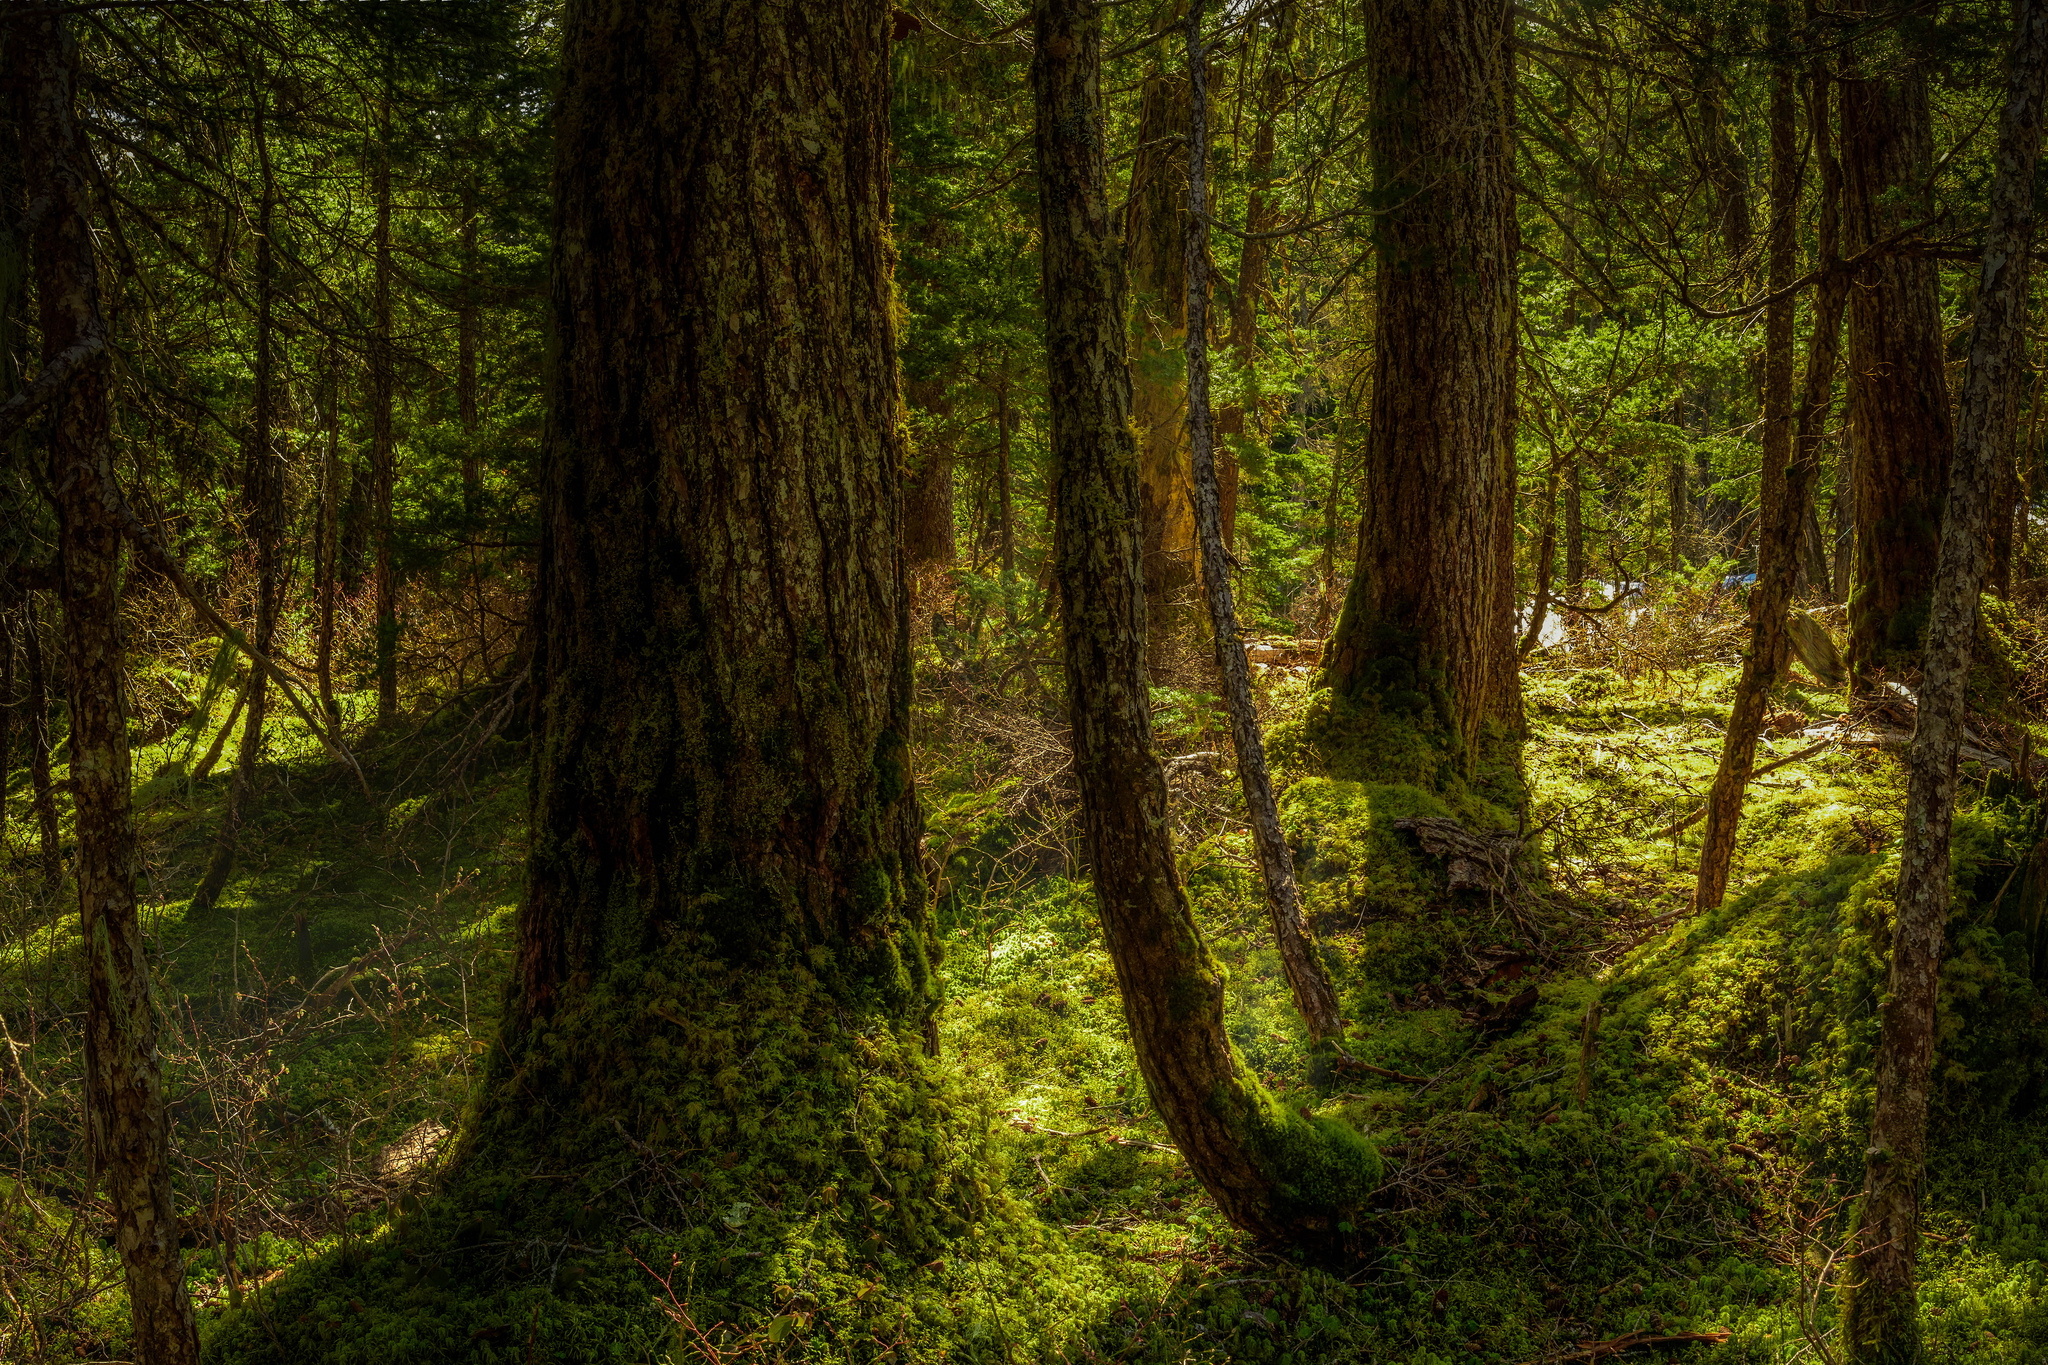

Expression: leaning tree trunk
xmin=9 ymin=12 xmax=200 ymax=1361
xmin=1034 ymin=0 xmax=1371 ymax=1250
xmin=1843 ymin=1 xmax=2048 ymax=1356
xmin=1692 ymin=4 xmax=1818 ymax=913
xmin=1182 ymin=0 xmax=1342 ymax=1046
xmin=370 ymin=73 xmax=398 ymax=725
xmin=194 ymin=70 xmax=282 ymax=915
xmin=1842 ymin=50 xmax=1951 ymax=684
xmin=1321 ymin=0 xmax=1519 ymax=764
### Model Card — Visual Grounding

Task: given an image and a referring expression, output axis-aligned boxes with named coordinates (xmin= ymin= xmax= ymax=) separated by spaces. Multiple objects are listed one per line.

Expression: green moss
xmin=205 ymin=940 xmax=1129 ymax=1363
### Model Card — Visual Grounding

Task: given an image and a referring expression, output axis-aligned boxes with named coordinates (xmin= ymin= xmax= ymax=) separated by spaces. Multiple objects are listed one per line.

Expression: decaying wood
xmin=1393 ymin=816 xmax=1523 ymax=895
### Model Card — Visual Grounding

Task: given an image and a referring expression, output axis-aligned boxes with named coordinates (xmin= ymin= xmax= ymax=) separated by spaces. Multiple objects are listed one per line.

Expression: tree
xmin=1843 ymin=0 xmax=2048 ymax=1353
xmin=1034 ymin=0 xmax=1372 ymax=1248
xmin=1841 ymin=34 xmax=1951 ymax=683
xmin=1321 ymin=0 xmax=1518 ymax=763
xmin=1691 ymin=2 xmax=1837 ymax=913
xmin=1182 ymin=0 xmax=1342 ymax=1044
xmin=8 ymin=8 xmax=200 ymax=1360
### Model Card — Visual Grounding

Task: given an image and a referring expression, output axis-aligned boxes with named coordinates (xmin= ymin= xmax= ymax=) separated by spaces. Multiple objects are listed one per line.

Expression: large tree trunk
xmin=1842 ymin=55 xmax=1951 ymax=683
xmin=1843 ymin=1 xmax=2048 ymax=1356
xmin=508 ymin=0 xmax=929 ymax=1019
xmin=1692 ymin=5 xmax=1827 ymax=913
xmin=1034 ymin=0 xmax=1370 ymax=1250
xmin=9 ymin=12 xmax=200 ymax=1360
xmin=1126 ymin=67 xmax=1199 ymax=643
xmin=193 ymin=72 xmax=281 ymax=915
xmin=1322 ymin=0 xmax=1519 ymax=761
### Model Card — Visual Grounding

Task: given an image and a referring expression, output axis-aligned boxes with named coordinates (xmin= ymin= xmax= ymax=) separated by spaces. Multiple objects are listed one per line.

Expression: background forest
xmin=6 ymin=0 xmax=2048 ymax=1362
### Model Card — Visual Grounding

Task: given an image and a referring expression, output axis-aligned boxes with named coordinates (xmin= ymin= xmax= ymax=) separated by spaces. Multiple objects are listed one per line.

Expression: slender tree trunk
xmin=1565 ymin=454 xmax=1585 ymax=599
xmin=0 ymin=610 xmax=13 ymax=847
xmin=1520 ymin=457 xmax=1560 ymax=658
xmin=1127 ymin=66 xmax=1198 ymax=643
xmin=1213 ymin=0 xmax=1295 ymax=551
xmin=1842 ymin=47 xmax=1951 ymax=683
xmin=1844 ymin=3 xmax=2048 ymax=1356
xmin=1694 ymin=6 xmax=1817 ymax=913
xmin=1183 ymin=0 xmax=1342 ymax=1045
xmin=194 ymin=73 xmax=281 ymax=915
xmin=22 ymin=597 xmax=59 ymax=888
xmin=316 ymin=342 xmax=341 ymax=723
xmin=10 ymin=13 xmax=200 ymax=1359
xmin=902 ymin=376 xmax=957 ymax=572
xmin=457 ymin=188 xmax=481 ymax=512
xmin=1035 ymin=0 xmax=1367 ymax=1249
xmin=1322 ymin=0 xmax=1519 ymax=762
xmin=996 ymin=372 xmax=1015 ymax=579
xmin=371 ymin=78 xmax=398 ymax=724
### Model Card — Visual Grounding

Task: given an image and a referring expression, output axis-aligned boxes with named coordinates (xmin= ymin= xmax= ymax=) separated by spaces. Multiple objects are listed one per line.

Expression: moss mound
xmin=203 ymin=939 xmax=1127 ymax=1363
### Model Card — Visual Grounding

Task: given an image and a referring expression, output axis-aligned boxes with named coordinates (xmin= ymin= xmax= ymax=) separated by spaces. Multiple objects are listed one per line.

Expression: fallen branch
xmin=1647 ymin=737 xmax=1834 ymax=840
xmin=1332 ymin=1057 xmax=1432 ymax=1085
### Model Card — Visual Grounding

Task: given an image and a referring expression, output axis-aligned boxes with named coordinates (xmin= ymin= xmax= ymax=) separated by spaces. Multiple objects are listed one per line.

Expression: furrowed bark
xmin=1322 ymin=0 xmax=1519 ymax=760
xmin=1182 ymin=0 xmax=1342 ymax=1045
xmin=1843 ymin=0 xmax=2048 ymax=1356
xmin=9 ymin=10 xmax=200 ymax=1359
xmin=1842 ymin=42 xmax=1951 ymax=683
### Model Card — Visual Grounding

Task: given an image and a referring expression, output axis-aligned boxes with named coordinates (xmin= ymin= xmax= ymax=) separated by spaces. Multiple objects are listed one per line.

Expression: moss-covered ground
xmin=9 ymin=612 xmax=2048 ymax=1362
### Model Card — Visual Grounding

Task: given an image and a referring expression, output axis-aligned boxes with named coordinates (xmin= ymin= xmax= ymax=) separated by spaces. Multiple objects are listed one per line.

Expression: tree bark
xmin=371 ymin=72 xmax=398 ymax=724
xmin=1322 ymin=0 xmax=1519 ymax=761
xmin=315 ymin=339 xmax=341 ymax=723
xmin=1212 ymin=0 xmax=1295 ymax=551
xmin=194 ymin=67 xmax=281 ymax=915
xmin=511 ymin=0 xmax=929 ymax=1024
xmin=1692 ymin=5 xmax=1818 ymax=914
xmin=902 ymin=376 xmax=957 ymax=571
xmin=1035 ymin=0 xmax=1365 ymax=1249
xmin=1843 ymin=0 xmax=2048 ymax=1356
xmin=1842 ymin=51 xmax=1951 ymax=683
xmin=1182 ymin=0 xmax=1342 ymax=1045
xmin=1126 ymin=66 xmax=1198 ymax=642
xmin=9 ymin=11 xmax=200 ymax=1359
xmin=22 ymin=594 xmax=59 ymax=888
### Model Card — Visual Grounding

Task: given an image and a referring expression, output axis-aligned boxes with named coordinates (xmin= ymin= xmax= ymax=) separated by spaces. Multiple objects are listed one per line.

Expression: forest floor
xmin=9 ymin=587 xmax=2048 ymax=1363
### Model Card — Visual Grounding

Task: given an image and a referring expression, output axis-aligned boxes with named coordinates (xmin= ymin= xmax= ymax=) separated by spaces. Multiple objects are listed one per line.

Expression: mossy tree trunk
xmin=9 ymin=10 xmax=200 ymax=1360
xmin=1034 ymin=0 xmax=1369 ymax=1250
xmin=1841 ymin=50 xmax=1951 ymax=684
xmin=1843 ymin=1 xmax=2048 ymax=1356
xmin=511 ymin=0 xmax=930 ymax=1031
xmin=1322 ymin=0 xmax=1518 ymax=760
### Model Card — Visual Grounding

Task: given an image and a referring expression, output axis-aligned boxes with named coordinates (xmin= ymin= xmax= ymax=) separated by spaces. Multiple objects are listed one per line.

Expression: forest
xmin=6 ymin=0 xmax=2048 ymax=1360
